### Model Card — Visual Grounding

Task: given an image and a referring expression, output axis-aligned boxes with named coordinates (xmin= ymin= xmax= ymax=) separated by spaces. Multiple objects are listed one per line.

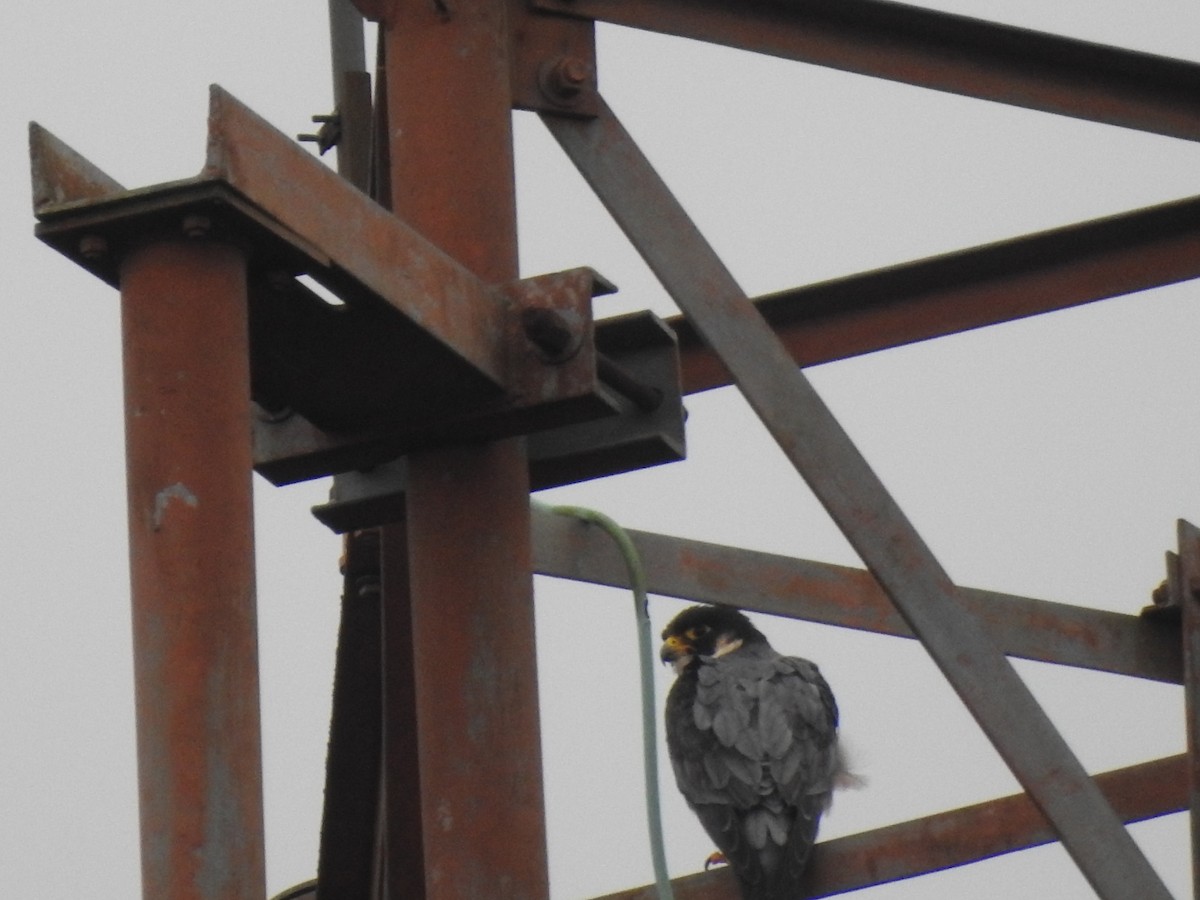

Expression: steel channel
xmin=542 ymin=99 xmax=1171 ymax=900
xmin=315 ymin=531 xmax=384 ymax=899
xmin=120 ymin=240 xmax=265 ymax=899
xmin=206 ymin=87 xmax=507 ymax=390
xmin=532 ymin=0 xmax=1200 ymax=142
xmin=379 ymin=0 xmax=549 ymax=896
xmin=668 ymin=195 xmax=1200 ymax=394
xmin=379 ymin=523 xmax=426 ymax=899
xmin=531 ymin=509 xmax=1183 ymax=684
xmin=1177 ymin=519 xmax=1200 ymax=897
xmin=590 ymin=755 xmax=1188 ymax=899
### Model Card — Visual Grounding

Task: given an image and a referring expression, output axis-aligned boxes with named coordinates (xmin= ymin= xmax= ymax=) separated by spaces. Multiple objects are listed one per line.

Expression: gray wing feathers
xmin=666 ymin=647 xmax=838 ymax=898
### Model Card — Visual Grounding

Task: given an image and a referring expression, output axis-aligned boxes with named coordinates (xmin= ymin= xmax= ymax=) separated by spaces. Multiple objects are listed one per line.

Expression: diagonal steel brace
xmin=541 ymin=96 xmax=1172 ymax=900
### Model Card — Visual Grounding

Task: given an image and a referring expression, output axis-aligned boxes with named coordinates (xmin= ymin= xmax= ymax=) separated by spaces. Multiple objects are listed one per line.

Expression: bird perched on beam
xmin=661 ymin=605 xmax=845 ymax=899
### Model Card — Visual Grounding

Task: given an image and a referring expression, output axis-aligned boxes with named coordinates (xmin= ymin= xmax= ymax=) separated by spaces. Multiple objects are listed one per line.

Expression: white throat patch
xmin=712 ymin=635 xmax=743 ymax=658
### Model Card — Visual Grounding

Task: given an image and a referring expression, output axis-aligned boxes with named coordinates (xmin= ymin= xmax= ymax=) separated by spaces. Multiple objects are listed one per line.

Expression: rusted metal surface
xmin=30 ymin=101 xmax=632 ymax=491
xmin=669 ymin=194 xmax=1200 ymax=394
xmin=533 ymin=0 xmax=1200 ymax=142
xmin=509 ymin=0 xmax=600 ymax=117
xmin=312 ymin=309 xmax=686 ymax=533
xmin=315 ymin=531 xmax=383 ymax=900
xmin=1176 ymin=520 xmax=1200 ymax=897
xmin=378 ymin=0 xmax=550 ymax=896
xmin=206 ymin=85 xmax=505 ymax=388
xmin=593 ymin=755 xmax=1188 ymax=899
xmin=120 ymin=240 xmax=265 ymax=900
xmin=249 ymin=264 xmax=616 ymax=485
xmin=544 ymin=98 xmax=1172 ymax=899
xmin=29 ymin=122 xmax=124 ymax=209
xmin=531 ymin=508 xmax=1183 ymax=683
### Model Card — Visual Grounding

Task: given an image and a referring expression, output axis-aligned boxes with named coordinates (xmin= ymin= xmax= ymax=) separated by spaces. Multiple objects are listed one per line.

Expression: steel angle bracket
xmin=312 ymin=309 xmax=686 ymax=533
xmin=354 ymin=0 xmax=601 ymax=119
xmin=30 ymin=87 xmax=639 ymax=484
xmin=510 ymin=0 xmax=600 ymax=118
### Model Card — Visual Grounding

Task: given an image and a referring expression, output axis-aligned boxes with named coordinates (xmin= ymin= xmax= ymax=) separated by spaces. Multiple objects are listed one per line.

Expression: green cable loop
xmin=533 ymin=501 xmax=675 ymax=900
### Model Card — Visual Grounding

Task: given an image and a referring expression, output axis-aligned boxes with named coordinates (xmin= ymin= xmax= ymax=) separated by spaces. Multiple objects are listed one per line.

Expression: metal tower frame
xmin=27 ymin=0 xmax=1200 ymax=897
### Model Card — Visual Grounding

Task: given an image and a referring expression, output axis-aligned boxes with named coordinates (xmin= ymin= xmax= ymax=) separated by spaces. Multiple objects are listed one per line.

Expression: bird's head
xmin=659 ymin=605 xmax=766 ymax=674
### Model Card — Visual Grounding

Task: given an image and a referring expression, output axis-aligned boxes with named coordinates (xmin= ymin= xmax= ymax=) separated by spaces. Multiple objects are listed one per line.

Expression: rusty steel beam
xmin=667 ymin=194 xmax=1200 ymax=395
xmin=543 ymin=98 xmax=1172 ymax=899
xmin=593 ymin=755 xmax=1188 ymax=899
xmin=531 ymin=509 xmax=1183 ymax=684
xmin=205 ymin=86 xmax=507 ymax=390
xmin=533 ymin=0 xmax=1200 ymax=142
xmin=120 ymin=240 xmax=265 ymax=899
xmin=375 ymin=0 xmax=550 ymax=896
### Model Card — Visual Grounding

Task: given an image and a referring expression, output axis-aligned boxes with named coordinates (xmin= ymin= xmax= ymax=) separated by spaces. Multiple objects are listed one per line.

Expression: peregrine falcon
xmin=660 ymin=605 xmax=842 ymax=899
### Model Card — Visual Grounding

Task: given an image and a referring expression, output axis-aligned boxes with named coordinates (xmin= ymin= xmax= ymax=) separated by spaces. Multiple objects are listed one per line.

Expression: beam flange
xmin=669 ymin=193 xmax=1200 ymax=394
xmin=531 ymin=508 xmax=1183 ymax=683
xmin=533 ymin=0 xmax=1200 ymax=142
xmin=591 ymin=755 xmax=1188 ymax=899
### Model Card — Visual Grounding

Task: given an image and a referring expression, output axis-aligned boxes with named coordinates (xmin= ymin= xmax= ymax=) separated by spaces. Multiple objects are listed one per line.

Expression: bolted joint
xmin=79 ymin=234 xmax=108 ymax=261
xmin=181 ymin=213 xmax=213 ymax=239
xmin=521 ymin=306 xmax=584 ymax=363
xmin=538 ymin=55 xmax=595 ymax=105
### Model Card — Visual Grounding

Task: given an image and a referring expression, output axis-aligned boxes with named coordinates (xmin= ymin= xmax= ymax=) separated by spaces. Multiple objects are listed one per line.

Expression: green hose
xmin=533 ymin=501 xmax=675 ymax=900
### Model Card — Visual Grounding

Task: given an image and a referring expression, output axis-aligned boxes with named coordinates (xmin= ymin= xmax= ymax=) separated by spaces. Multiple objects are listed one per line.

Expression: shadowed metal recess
xmin=26 ymin=0 xmax=1200 ymax=897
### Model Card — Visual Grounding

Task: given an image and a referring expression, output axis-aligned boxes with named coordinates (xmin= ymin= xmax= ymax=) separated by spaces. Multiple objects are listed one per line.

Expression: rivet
xmin=182 ymin=213 xmax=212 ymax=239
xmin=78 ymin=234 xmax=108 ymax=261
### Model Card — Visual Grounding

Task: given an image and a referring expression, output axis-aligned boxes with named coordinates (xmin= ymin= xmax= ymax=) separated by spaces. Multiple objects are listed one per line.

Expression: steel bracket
xmin=312 ymin=309 xmax=686 ymax=532
xmin=29 ymin=87 xmax=681 ymax=486
xmin=510 ymin=0 xmax=600 ymax=118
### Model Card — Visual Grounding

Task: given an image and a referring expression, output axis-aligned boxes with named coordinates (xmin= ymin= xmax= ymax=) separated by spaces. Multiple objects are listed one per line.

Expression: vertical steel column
xmin=377 ymin=0 xmax=549 ymax=897
xmin=1178 ymin=519 xmax=1200 ymax=899
xmin=120 ymin=240 xmax=265 ymax=900
xmin=327 ymin=0 xmax=372 ymax=189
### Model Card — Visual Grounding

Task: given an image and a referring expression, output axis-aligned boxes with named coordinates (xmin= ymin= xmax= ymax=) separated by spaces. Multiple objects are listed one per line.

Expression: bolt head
xmin=78 ymin=234 xmax=108 ymax=261
xmin=182 ymin=213 xmax=212 ymax=238
xmin=539 ymin=56 xmax=594 ymax=104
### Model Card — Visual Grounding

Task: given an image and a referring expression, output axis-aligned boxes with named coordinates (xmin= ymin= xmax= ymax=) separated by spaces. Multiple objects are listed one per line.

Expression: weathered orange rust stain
xmin=121 ymin=240 xmax=265 ymax=900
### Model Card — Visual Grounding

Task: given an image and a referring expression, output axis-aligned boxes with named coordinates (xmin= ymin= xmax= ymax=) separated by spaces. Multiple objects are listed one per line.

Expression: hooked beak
xmin=660 ymin=634 xmax=692 ymax=666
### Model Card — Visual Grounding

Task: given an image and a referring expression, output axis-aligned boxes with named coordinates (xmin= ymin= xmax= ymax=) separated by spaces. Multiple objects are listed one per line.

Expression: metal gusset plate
xmin=542 ymin=95 xmax=1173 ymax=900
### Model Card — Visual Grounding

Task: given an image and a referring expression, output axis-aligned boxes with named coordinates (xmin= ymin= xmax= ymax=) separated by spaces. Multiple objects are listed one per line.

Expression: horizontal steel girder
xmin=533 ymin=0 xmax=1200 ymax=142
xmin=669 ymin=193 xmax=1200 ymax=394
xmin=590 ymin=755 xmax=1187 ymax=899
xmin=531 ymin=508 xmax=1182 ymax=683
xmin=543 ymin=96 xmax=1172 ymax=900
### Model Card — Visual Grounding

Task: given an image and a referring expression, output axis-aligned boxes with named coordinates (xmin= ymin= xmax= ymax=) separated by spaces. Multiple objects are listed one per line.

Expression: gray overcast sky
xmin=5 ymin=2 xmax=1200 ymax=897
